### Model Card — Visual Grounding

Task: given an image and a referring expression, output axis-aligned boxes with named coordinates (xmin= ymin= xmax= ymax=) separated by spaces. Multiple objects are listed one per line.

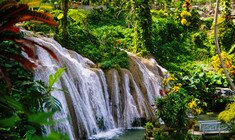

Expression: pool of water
xmin=89 ymin=128 xmax=145 ymax=140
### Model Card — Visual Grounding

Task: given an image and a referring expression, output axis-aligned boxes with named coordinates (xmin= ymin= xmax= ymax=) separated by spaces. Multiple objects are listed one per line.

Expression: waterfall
xmin=27 ymin=32 xmax=167 ymax=139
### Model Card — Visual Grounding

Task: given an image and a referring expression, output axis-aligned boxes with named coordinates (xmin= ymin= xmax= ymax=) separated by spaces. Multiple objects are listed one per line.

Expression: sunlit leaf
xmin=48 ymin=68 xmax=65 ymax=88
xmin=57 ymin=13 xmax=63 ymax=20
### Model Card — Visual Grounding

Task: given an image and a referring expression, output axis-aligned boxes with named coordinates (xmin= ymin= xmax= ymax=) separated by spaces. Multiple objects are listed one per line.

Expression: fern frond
xmin=24 ymin=10 xmax=58 ymax=26
xmin=0 ymin=4 xmax=29 ymax=22
xmin=30 ymin=40 xmax=59 ymax=61
xmin=0 ymin=116 xmax=20 ymax=127
xmin=15 ymin=39 xmax=35 ymax=59
xmin=0 ymin=51 xmax=37 ymax=71
xmin=28 ymin=112 xmax=54 ymax=125
xmin=0 ymin=0 xmax=17 ymax=11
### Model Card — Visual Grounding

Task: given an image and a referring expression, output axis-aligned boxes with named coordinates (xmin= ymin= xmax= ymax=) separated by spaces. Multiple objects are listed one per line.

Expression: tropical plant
xmin=0 ymin=0 xmax=58 ymax=87
xmin=0 ymin=1 xmax=67 ymax=139
xmin=155 ymin=88 xmax=190 ymax=135
xmin=0 ymin=64 xmax=66 ymax=139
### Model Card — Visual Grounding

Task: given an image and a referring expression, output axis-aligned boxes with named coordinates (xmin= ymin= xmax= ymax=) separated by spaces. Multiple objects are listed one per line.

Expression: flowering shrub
xmin=211 ymin=51 xmax=235 ymax=76
xmin=180 ymin=11 xmax=191 ymax=26
xmin=218 ymin=101 xmax=235 ymax=123
xmin=188 ymin=98 xmax=203 ymax=115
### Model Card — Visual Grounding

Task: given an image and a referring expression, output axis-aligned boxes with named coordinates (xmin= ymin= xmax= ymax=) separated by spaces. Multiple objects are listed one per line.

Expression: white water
xmin=26 ymin=33 xmax=166 ymax=139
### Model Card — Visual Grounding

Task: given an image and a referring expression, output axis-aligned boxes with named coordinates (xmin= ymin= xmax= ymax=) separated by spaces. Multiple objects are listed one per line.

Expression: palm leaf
xmin=15 ymin=39 xmax=35 ymax=58
xmin=19 ymin=0 xmax=41 ymax=8
xmin=24 ymin=10 xmax=58 ymax=26
xmin=0 ymin=25 xmax=20 ymax=34
xmin=0 ymin=4 xmax=29 ymax=22
xmin=0 ymin=51 xmax=37 ymax=71
xmin=23 ymin=38 xmax=59 ymax=61
xmin=39 ymin=3 xmax=53 ymax=10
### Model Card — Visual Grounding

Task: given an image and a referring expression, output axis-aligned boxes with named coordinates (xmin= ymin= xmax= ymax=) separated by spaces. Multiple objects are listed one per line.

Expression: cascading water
xmin=26 ymin=32 xmax=167 ymax=139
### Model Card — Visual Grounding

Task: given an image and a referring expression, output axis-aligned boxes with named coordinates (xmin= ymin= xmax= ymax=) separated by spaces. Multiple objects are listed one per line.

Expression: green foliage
xmin=154 ymin=131 xmax=201 ymax=140
xmin=220 ymin=22 xmax=235 ymax=51
xmin=178 ymin=66 xmax=231 ymax=112
xmin=48 ymin=68 xmax=65 ymax=90
xmin=92 ymin=25 xmax=134 ymax=50
xmin=86 ymin=7 xmax=119 ymax=26
xmin=145 ymin=121 xmax=154 ymax=130
xmin=155 ymin=89 xmax=190 ymax=134
xmin=33 ymin=132 xmax=69 ymax=140
xmin=55 ymin=23 xmax=130 ymax=70
xmin=132 ymin=0 xmax=153 ymax=54
xmin=0 ymin=61 xmax=65 ymax=139
xmin=151 ymin=18 xmax=192 ymax=67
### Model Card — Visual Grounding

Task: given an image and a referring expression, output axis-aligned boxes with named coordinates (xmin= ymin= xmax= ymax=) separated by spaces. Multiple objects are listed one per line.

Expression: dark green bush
xmin=202 ymin=18 xmax=213 ymax=29
xmin=86 ymin=7 xmax=117 ymax=26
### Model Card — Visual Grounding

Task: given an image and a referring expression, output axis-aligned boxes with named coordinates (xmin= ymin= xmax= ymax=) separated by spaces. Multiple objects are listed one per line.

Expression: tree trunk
xmin=214 ymin=0 xmax=235 ymax=90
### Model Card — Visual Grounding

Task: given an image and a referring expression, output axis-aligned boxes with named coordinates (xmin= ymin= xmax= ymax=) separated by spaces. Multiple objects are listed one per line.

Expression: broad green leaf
xmin=43 ymin=95 xmax=62 ymax=112
xmin=48 ymin=68 xmax=65 ymax=88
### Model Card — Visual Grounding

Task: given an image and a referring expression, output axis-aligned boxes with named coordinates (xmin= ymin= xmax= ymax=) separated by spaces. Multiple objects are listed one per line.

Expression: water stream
xmin=26 ymin=32 xmax=166 ymax=139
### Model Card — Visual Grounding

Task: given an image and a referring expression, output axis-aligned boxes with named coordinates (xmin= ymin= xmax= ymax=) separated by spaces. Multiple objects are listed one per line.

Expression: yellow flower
xmin=162 ymin=78 xmax=168 ymax=86
xmin=180 ymin=11 xmax=191 ymax=18
xmin=192 ymin=100 xmax=197 ymax=107
xmin=188 ymin=102 xmax=193 ymax=109
xmin=172 ymin=85 xmax=181 ymax=92
xmin=181 ymin=18 xmax=187 ymax=25
xmin=196 ymin=108 xmax=202 ymax=115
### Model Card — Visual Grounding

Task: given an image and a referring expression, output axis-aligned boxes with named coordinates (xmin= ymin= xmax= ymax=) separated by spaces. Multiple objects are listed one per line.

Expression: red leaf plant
xmin=0 ymin=0 xmax=59 ymax=88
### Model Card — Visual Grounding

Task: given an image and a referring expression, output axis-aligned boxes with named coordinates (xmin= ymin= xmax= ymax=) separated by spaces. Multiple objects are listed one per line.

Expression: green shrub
xmin=155 ymin=88 xmax=190 ymax=134
xmin=145 ymin=121 xmax=154 ymax=130
xmin=178 ymin=67 xmax=231 ymax=112
xmin=86 ymin=7 xmax=117 ymax=26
